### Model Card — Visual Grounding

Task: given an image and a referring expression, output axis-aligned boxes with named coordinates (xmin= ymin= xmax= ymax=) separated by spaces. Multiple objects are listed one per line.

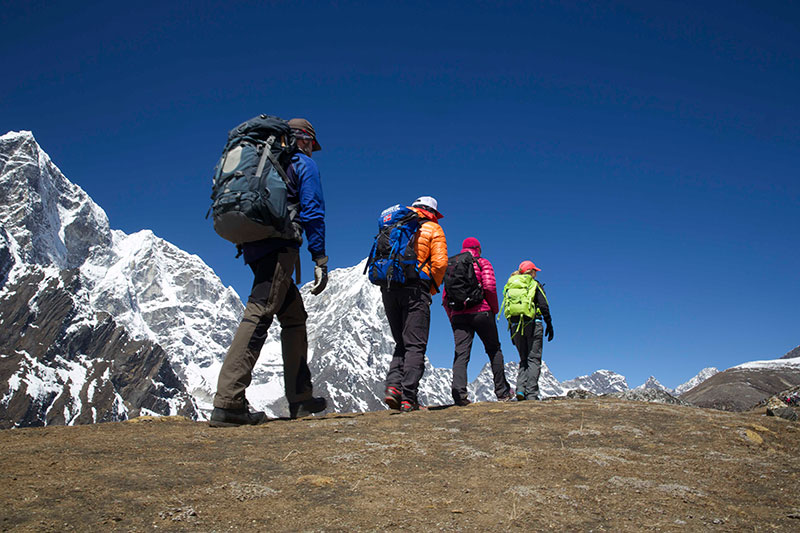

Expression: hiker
xmin=367 ymin=197 xmax=448 ymax=412
xmin=442 ymin=237 xmax=513 ymax=405
xmin=210 ymin=117 xmax=329 ymax=427
xmin=502 ymin=261 xmax=553 ymax=401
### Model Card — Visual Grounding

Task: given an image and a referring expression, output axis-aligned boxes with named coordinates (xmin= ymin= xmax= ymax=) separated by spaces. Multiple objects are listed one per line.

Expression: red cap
xmin=518 ymin=260 xmax=541 ymax=273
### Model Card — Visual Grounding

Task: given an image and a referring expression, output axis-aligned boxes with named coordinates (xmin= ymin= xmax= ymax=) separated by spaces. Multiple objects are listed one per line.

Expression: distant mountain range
xmin=0 ymin=131 xmax=796 ymax=427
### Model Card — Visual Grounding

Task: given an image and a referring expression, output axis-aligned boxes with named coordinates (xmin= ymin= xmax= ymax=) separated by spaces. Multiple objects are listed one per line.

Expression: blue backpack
xmin=365 ymin=205 xmax=428 ymax=287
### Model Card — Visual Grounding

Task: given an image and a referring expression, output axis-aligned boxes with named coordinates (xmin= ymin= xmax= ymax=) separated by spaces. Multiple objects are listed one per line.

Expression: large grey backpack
xmin=209 ymin=115 xmax=302 ymax=245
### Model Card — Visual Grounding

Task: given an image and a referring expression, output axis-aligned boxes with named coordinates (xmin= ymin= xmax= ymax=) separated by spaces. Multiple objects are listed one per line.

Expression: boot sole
xmin=289 ymin=401 xmax=327 ymax=419
xmin=209 ymin=420 xmax=247 ymax=428
xmin=384 ymin=396 xmax=401 ymax=410
xmin=208 ymin=416 xmax=267 ymax=427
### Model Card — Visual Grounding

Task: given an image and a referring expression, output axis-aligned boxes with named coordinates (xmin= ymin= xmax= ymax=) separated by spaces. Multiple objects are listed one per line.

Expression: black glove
xmin=545 ymin=322 xmax=554 ymax=342
xmin=311 ymin=256 xmax=328 ymax=295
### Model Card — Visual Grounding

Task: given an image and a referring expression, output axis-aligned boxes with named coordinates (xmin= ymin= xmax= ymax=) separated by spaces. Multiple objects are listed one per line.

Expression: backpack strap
xmin=510 ymin=315 xmax=527 ymax=339
xmin=537 ymin=282 xmax=549 ymax=305
xmin=363 ymin=239 xmax=378 ymax=274
xmin=255 ymin=135 xmax=276 ymax=179
xmin=530 ymin=279 xmax=544 ymax=317
xmin=473 ymin=256 xmax=484 ymax=289
xmin=255 ymin=135 xmax=294 ymax=188
xmin=418 ymin=255 xmax=432 ymax=291
xmin=498 ymin=280 xmax=512 ymax=320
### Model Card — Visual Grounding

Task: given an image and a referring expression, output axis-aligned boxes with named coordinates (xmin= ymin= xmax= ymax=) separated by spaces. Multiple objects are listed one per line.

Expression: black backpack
xmin=444 ymin=252 xmax=484 ymax=310
xmin=209 ymin=114 xmax=302 ymax=245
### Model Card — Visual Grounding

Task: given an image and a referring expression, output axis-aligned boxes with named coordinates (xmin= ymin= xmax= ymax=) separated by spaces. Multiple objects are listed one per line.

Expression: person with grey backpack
xmin=208 ymin=115 xmax=329 ymax=426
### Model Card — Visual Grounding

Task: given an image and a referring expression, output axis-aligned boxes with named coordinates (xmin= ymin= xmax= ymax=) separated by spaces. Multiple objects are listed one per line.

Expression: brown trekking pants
xmin=213 ymin=248 xmax=312 ymax=409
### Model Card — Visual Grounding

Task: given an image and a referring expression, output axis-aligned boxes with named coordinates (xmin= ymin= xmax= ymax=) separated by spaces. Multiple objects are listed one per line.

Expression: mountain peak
xmin=0 ymin=131 xmax=111 ymax=269
xmin=635 ymin=376 xmax=668 ymax=391
xmin=0 ymin=130 xmax=36 ymax=142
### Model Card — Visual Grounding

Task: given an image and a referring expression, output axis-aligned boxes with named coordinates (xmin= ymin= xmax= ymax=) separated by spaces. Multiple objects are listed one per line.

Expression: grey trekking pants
xmin=214 ymin=248 xmax=312 ymax=409
xmin=450 ymin=311 xmax=510 ymax=402
xmin=382 ymin=285 xmax=431 ymax=404
xmin=509 ymin=318 xmax=543 ymax=399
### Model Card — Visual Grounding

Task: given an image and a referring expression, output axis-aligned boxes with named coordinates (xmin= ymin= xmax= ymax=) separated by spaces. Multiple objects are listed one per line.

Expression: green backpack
xmin=501 ymin=273 xmax=540 ymax=319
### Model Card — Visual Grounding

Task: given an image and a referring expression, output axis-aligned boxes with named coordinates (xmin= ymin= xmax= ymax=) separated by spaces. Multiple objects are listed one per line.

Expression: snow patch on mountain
xmin=733 ymin=357 xmax=800 ymax=371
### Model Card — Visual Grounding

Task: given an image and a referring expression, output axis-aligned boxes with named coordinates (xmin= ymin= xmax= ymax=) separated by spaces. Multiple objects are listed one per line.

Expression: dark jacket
xmin=534 ymin=282 xmax=552 ymax=326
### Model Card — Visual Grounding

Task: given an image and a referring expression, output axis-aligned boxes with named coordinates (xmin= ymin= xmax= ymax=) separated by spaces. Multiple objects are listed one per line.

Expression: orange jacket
xmin=411 ymin=207 xmax=448 ymax=294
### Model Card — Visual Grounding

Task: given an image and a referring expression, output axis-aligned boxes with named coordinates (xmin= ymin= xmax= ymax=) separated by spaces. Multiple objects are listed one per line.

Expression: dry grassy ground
xmin=1 ymin=398 xmax=799 ymax=532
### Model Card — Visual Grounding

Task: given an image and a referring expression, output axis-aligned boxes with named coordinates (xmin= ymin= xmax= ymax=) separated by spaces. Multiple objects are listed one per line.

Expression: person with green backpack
xmin=501 ymin=260 xmax=554 ymax=401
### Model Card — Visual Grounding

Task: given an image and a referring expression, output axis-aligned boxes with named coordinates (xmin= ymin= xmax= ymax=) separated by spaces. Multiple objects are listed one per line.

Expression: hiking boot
xmin=209 ymin=405 xmax=267 ymax=427
xmin=515 ymin=392 xmax=526 ymax=402
xmin=384 ymin=386 xmax=401 ymax=410
xmin=454 ymin=398 xmax=471 ymax=407
xmin=288 ymin=396 xmax=328 ymax=419
xmin=498 ymin=394 xmax=516 ymax=402
xmin=400 ymin=400 xmax=419 ymax=413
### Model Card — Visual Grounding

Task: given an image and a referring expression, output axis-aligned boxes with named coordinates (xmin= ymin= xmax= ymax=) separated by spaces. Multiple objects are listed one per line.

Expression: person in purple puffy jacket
xmin=442 ymin=237 xmax=513 ymax=405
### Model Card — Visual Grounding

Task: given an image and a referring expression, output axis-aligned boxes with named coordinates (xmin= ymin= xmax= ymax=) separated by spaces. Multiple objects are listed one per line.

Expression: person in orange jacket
xmin=382 ymin=196 xmax=448 ymax=412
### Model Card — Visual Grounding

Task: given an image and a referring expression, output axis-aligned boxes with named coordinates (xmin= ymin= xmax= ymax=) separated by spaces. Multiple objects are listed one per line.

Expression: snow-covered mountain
xmin=561 ymin=369 xmax=629 ymax=394
xmin=673 ymin=367 xmax=718 ymax=396
xmin=79 ymin=228 xmax=243 ymax=409
xmin=1 ymin=131 xmax=206 ymax=426
xmin=0 ymin=132 xmax=248 ymax=424
xmin=469 ymin=360 xmax=565 ymax=401
xmin=634 ymin=376 xmax=669 ymax=392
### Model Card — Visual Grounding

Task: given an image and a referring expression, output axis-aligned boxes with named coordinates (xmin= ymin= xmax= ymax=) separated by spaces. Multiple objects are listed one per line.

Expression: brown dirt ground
xmin=1 ymin=398 xmax=799 ymax=532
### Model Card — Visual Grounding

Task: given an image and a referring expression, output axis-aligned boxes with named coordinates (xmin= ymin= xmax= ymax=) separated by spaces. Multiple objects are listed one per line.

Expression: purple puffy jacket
xmin=441 ymin=245 xmax=499 ymax=318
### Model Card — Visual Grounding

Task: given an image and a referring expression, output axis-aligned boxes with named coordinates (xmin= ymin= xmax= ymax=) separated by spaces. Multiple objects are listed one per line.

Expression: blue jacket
xmin=242 ymin=152 xmax=326 ymax=264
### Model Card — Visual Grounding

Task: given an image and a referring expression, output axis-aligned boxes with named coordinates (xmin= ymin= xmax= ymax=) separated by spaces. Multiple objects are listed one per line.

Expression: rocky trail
xmin=1 ymin=398 xmax=799 ymax=532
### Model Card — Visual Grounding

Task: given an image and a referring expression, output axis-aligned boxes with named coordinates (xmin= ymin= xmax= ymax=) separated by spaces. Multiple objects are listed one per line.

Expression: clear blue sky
xmin=2 ymin=1 xmax=798 ymax=388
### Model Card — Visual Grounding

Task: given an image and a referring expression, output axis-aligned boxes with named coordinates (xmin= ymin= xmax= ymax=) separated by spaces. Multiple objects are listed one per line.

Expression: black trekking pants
xmin=450 ymin=311 xmax=510 ymax=402
xmin=381 ymin=285 xmax=431 ymax=405
xmin=214 ymin=248 xmax=312 ymax=410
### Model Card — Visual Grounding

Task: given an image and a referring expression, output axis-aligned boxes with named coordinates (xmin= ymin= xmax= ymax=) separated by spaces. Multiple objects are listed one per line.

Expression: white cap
xmin=412 ymin=196 xmax=439 ymax=213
